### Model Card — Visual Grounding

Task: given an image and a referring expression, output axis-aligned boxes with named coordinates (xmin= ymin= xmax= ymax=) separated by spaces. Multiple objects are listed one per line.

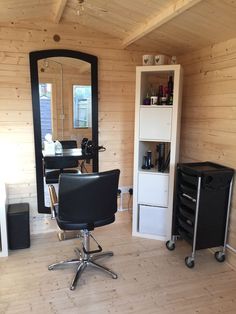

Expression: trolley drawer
xmin=178 ymin=227 xmax=193 ymax=245
xmin=178 ymin=194 xmax=196 ymax=212
xmin=178 ymin=205 xmax=195 ymax=223
xmin=179 ymin=182 xmax=197 ymax=200
xmin=177 ymin=216 xmax=194 ymax=234
xmin=179 ymin=171 xmax=198 ymax=187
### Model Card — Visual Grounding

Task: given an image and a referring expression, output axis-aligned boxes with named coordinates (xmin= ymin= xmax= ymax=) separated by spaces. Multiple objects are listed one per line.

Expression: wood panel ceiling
xmin=0 ymin=0 xmax=236 ymax=55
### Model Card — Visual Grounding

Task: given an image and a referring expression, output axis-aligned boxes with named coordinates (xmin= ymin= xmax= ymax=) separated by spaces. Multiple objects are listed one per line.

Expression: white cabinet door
xmin=139 ymin=205 xmax=166 ymax=236
xmin=138 ymin=173 xmax=169 ymax=207
xmin=139 ymin=107 xmax=172 ymax=141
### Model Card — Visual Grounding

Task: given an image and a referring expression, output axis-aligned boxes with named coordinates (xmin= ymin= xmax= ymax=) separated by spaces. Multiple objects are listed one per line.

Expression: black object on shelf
xmin=156 ymin=143 xmax=170 ymax=172
xmin=157 ymin=143 xmax=165 ymax=172
xmin=166 ymin=161 xmax=234 ymax=268
xmin=142 ymin=150 xmax=154 ymax=170
xmin=7 ymin=203 xmax=30 ymax=250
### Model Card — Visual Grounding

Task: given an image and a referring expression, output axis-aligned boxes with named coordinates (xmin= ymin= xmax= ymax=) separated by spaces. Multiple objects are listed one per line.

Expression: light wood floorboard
xmin=1 ymin=211 xmax=236 ymax=314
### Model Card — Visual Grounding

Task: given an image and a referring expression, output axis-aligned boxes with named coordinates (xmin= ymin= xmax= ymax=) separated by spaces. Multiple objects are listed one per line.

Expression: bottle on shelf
xmin=143 ymin=92 xmax=151 ymax=106
xmin=150 ymin=85 xmax=155 ymax=97
xmin=161 ymin=86 xmax=168 ymax=105
xmin=142 ymin=155 xmax=148 ymax=169
xmin=158 ymin=85 xmax=164 ymax=105
xmin=167 ymin=76 xmax=174 ymax=105
xmin=141 ymin=150 xmax=154 ymax=170
xmin=168 ymin=94 xmax=173 ymax=106
xmin=146 ymin=150 xmax=153 ymax=169
xmin=150 ymin=85 xmax=158 ymax=105
xmin=168 ymin=76 xmax=173 ymax=93
xmin=157 ymin=143 xmax=165 ymax=172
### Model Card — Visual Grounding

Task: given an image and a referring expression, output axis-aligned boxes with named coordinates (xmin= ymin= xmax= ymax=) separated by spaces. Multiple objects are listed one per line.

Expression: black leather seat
xmin=60 ymin=140 xmax=77 ymax=149
xmin=48 ymin=169 xmax=120 ymax=290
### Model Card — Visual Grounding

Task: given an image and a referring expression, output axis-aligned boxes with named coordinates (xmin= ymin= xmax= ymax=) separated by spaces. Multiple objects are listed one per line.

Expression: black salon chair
xmin=44 ymin=140 xmax=79 ymax=184
xmin=48 ymin=169 xmax=120 ymax=290
xmin=60 ymin=140 xmax=77 ymax=149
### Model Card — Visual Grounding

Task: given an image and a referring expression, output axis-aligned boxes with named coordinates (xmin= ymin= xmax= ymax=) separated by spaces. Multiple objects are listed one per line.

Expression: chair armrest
xmin=48 ymin=185 xmax=58 ymax=219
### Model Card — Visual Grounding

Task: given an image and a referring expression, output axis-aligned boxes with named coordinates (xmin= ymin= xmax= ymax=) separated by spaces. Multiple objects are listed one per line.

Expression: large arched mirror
xmin=29 ymin=50 xmax=98 ymax=213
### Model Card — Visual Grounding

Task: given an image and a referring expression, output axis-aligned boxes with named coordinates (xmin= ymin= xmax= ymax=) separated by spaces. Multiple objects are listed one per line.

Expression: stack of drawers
xmin=167 ymin=162 xmax=234 ymax=268
xmin=176 ymin=170 xmax=202 ymax=249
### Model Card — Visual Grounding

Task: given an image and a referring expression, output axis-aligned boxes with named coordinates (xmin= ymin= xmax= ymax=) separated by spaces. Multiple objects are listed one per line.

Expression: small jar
xmin=55 ymin=140 xmax=63 ymax=155
xmin=143 ymin=94 xmax=151 ymax=105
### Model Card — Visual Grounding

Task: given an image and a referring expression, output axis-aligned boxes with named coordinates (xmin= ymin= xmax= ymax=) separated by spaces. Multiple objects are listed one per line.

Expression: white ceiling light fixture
xmin=76 ymin=0 xmax=85 ymax=16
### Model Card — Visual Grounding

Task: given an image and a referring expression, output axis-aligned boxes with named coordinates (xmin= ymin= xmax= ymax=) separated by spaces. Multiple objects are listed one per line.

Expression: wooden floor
xmin=1 ymin=211 xmax=236 ymax=314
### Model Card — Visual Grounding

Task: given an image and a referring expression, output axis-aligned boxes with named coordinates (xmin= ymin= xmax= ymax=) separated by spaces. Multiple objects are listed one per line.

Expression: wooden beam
xmin=53 ymin=0 xmax=68 ymax=24
xmin=122 ymin=0 xmax=203 ymax=48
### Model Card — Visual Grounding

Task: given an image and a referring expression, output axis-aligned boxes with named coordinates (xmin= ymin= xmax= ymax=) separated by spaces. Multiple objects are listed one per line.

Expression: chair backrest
xmin=60 ymin=140 xmax=77 ymax=149
xmin=44 ymin=156 xmax=78 ymax=170
xmin=58 ymin=169 xmax=120 ymax=224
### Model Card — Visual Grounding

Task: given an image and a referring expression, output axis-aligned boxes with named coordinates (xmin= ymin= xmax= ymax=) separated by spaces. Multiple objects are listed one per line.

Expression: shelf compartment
xmin=139 ymin=68 xmax=175 ymax=106
xmin=138 ymin=141 xmax=170 ymax=173
xmin=139 ymin=106 xmax=172 ymax=141
xmin=139 ymin=205 xmax=166 ymax=236
xmin=138 ymin=172 xmax=169 ymax=207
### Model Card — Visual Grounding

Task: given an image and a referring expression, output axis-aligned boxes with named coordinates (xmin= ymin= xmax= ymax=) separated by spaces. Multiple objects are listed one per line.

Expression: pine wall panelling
xmin=0 ymin=22 xmax=144 ymax=231
xmin=178 ymin=37 xmax=236 ymax=267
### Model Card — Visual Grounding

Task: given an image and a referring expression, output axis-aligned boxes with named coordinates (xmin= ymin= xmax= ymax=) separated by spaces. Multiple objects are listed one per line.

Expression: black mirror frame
xmin=29 ymin=49 xmax=98 ymax=214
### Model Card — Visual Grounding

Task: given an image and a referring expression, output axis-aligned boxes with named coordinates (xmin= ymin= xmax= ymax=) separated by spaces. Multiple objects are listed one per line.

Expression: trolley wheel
xmin=215 ymin=251 xmax=225 ymax=263
xmin=185 ymin=256 xmax=195 ymax=268
xmin=166 ymin=240 xmax=175 ymax=251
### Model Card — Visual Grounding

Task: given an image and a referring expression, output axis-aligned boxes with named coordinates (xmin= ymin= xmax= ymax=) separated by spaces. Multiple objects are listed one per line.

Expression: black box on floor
xmin=7 ymin=203 xmax=30 ymax=250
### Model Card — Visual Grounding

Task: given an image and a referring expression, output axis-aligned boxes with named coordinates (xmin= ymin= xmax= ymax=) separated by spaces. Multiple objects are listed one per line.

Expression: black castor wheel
xmin=185 ymin=256 xmax=195 ymax=268
xmin=215 ymin=251 xmax=225 ymax=263
xmin=166 ymin=240 xmax=175 ymax=251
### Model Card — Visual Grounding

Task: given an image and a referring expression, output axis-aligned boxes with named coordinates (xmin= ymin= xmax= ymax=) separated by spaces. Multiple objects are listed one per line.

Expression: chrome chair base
xmin=48 ymin=244 xmax=118 ymax=290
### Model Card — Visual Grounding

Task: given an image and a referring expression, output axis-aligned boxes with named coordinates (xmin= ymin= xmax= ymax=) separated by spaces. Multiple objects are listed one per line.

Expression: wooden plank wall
xmin=178 ymin=37 xmax=236 ymax=267
xmin=0 ymin=22 xmax=144 ymax=231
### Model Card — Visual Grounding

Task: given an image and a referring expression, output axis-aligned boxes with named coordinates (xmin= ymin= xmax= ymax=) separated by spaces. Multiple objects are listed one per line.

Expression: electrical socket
xmin=118 ymin=186 xmax=133 ymax=194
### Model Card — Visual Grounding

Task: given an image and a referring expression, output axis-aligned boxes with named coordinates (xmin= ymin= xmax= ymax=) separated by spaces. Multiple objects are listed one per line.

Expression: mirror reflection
xmin=38 ymin=57 xmax=92 ymax=146
xmin=73 ymin=85 xmax=92 ymax=128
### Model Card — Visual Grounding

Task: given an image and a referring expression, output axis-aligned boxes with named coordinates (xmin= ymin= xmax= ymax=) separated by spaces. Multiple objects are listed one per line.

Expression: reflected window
xmin=39 ymin=83 xmax=52 ymax=142
xmin=73 ymin=85 xmax=92 ymax=128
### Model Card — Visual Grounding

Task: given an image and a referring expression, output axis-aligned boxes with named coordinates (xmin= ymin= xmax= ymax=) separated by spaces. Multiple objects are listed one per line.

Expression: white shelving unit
xmin=132 ymin=64 xmax=183 ymax=241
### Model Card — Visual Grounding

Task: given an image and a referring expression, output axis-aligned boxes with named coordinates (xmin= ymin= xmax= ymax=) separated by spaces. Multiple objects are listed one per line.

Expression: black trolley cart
xmin=166 ymin=162 xmax=234 ymax=268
